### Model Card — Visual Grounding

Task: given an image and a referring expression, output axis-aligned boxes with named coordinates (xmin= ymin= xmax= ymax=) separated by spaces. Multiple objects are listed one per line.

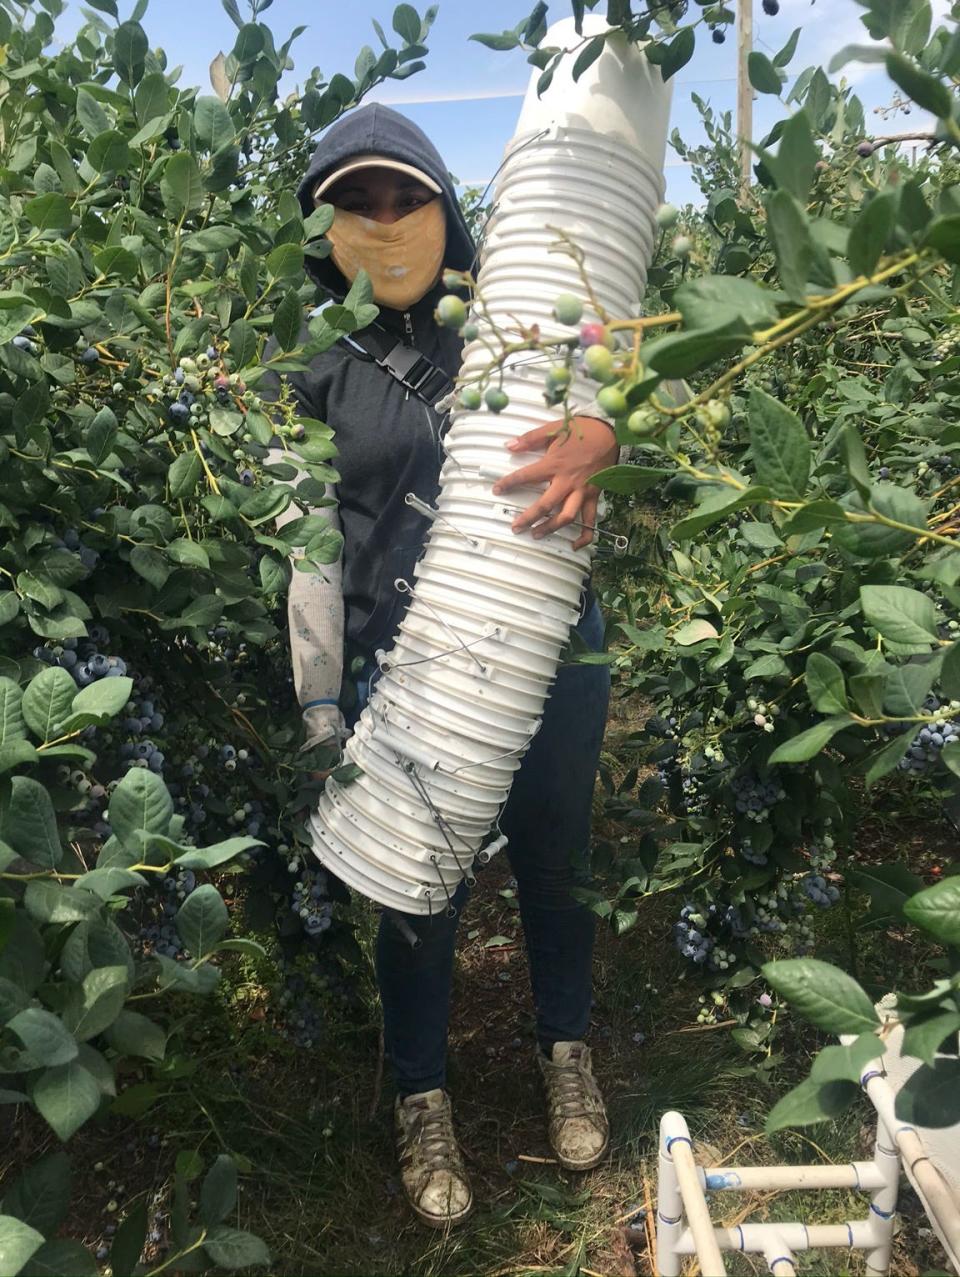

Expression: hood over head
xmin=297 ymin=104 xmax=475 ymax=295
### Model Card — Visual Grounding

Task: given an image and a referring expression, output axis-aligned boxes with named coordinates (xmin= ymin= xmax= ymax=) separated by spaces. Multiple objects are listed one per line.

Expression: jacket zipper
xmin=403 ymin=310 xmax=414 ymax=343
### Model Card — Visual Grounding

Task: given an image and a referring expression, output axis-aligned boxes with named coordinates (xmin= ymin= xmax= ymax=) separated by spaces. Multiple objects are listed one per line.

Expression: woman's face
xmin=325 ymin=167 xmax=437 ymax=224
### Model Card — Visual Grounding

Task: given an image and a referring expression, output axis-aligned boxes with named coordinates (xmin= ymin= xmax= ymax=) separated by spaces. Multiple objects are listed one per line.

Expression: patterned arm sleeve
xmin=261 ymin=359 xmax=346 ymax=751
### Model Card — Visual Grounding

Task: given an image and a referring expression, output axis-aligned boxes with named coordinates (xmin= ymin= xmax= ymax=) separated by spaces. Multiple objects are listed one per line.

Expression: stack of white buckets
xmin=309 ymin=17 xmax=672 ymax=915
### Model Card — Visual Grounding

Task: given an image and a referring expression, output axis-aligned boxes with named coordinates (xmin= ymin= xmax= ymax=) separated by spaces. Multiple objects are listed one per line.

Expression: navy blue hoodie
xmin=268 ymin=105 xmax=475 ymax=656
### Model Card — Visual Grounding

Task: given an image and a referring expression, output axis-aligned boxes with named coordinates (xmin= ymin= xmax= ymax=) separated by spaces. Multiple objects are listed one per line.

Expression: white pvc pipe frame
xmin=308 ymin=18 xmax=673 ymax=914
xmin=657 ymin=1038 xmax=960 ymax=1277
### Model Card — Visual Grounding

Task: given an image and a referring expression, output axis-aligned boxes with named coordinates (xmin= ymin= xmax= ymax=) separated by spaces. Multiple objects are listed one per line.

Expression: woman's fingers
xmin=572 ymin=490 xmax=600 ymax=550
xmin=531 ymin=489 xmax=585 ymax=540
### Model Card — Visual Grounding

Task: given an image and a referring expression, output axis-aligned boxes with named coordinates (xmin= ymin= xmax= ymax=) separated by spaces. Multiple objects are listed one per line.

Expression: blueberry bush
xmin=0 ymin=0 xmax=440 ymax=1268
xmin=465 ymin=0 xmax=960 ymax=1133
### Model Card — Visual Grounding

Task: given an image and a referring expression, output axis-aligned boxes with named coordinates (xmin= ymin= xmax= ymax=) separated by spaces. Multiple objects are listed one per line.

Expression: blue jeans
xmin=351 ymin=601 xmax=610 ymax=1096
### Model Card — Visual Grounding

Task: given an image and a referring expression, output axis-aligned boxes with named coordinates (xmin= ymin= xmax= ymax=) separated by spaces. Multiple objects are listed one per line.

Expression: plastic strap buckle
xmin=379 ymin=342 xmax=453 ymax=404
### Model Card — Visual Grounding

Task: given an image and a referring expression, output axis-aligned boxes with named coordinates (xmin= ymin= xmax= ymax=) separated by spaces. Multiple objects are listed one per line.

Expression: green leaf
xmin=107 ymin=769 xmax=173 ymax=846
xmin=885 ymin=51 xmax=953 ymax=117
xmin=62 ymin=966 xmax=129 ymax=1042
xmin=23 ymin=881 xmax=100 ymax=925
xmin=272 ymin=290 xmax=303 ymax=353
xmin=0 ymin=1216 xmax=45 ymax=1277
xmin=748 ymin=51 xmax=782 ymax=94
xmin=200 ymin=1156 xmax=237 ymax=1226
xmin=113 ymin=20 xmax=148 ymax=85
xmin=161 ymin=152 xmax=204 ymax=215
xmin=903 ymin=878 xmax=960 ymax=947
xmin=0 ymin=680 xmax=26 ymax=747
xmin=675 ymin=276 xmax=779 ymax=332
xmin=193 ymin=96 xmax=236 ymax=151
xmin=805 ymin=653 xmax=849 ymax=715
xmin=109 ymin=1200 xmax=147 ymax=1277
xmin=105 ymin=1011 xmax=166 ymax=1063
xmin=20 ymin=1238 xmax=97 ymax=1277
xmin=393 ymin=4 xmax=422 ymax=42
xmin=901 ymin=1010 xmax=960 ymax=1066
xmin=763 ymin=958 xmax=879 ymax=1034
xmin=24 ymin=194 xmax=73 ymax=232
xmin=848 ymin=862 xmax=922 ymax=920
xmin=2 ymin=778 xmax=62 ymax=869
xmin=1 ymin=1151 xmax=71 ymax=1236
xmin=175 ymin=884 xmax=229 ymax=958
xmin=168 ymin=451 xmax=202 ymax=499
xmin=70 ymin=677 xmax=132 ymax=726
xmin=228 ymin=318 xmax=258 ymax=368
xmin=21 ymin=667 xmax=76 ymax=742
xmin=174 ymin=836 xmax=262 ymax=871
xmin=765 ymin=1077 xmax=859 ymax=1132
xmin=923 ymin=215 xmax=960 ymax=265
xmin=87 ymin=130 xmax=131 ymax=174
xmin=203 ymin=1227 xmax=271 ymax=1270
xmin=747 ymin=388 xmax=810 ymax=499
xmin=660 ymin=26 xmax=694 ymax=81
xmin=673 ymin=619 xmax=719 ymax=646
xmin=766 ymin=189 xmax=815 ymax=302
xmin=266 ymin=243 xmax=304 ymax=281
xmin=641 ymin=316 xmax=750 ymax=378
xmin=86 ymin=406 xmax=119 ymax=467
xmin=860 ymin=585 xmax=939 ymax=652
xmin=182 ymin=226 xmax=241 ymax=254
xmin=768 ymin=716 xmax=852 ymax=764
xmin=848 ymin=192 xmax=897 ymax=278
xmin=894 ymin=1057 xmax=960 ymax=1127
xmin=671 ymin=486 xmax=771 ymax=540
xmin=154 ymin=955 xmax=220 ymax=995
xmin=590 ymin=465 xmax=670 ymax=496
xmin=809 ymin=1035 xmax=882 ymax=1083
xmin=32 ymin=1061 xmax=102 ymax=1142
xmin=3 ymin=1007 xmax=77 ymax=1071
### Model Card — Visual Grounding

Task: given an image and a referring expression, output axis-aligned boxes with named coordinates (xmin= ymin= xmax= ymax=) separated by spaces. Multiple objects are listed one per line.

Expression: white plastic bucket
xmin=511 ymin=17 xmax=672 ymax=169
xmin=308 ymin=13 xmax=670 ymax=914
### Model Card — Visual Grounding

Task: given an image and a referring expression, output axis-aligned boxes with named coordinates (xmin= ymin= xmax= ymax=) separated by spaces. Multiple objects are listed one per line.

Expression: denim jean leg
xmin=500 ymin=600 xmax=610 ymax=1052
xmin=376 ymin=880 xmax=470 ymax=1097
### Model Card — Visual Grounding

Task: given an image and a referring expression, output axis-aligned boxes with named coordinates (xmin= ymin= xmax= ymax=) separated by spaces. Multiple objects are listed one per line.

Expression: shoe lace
xmin=415 ymin=1104 xmax=461 ymax=1173
xmin=550 ymin=1059 xmax=601 ymax=1121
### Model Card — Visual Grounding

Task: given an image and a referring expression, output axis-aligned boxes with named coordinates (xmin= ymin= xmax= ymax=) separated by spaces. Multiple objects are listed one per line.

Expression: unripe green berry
xmin=656 ymin=203 xmax=679 ymax=229
xmin=485 ymin=387 xmax=509 ymax=414
xmin=435 ymin=295 xmax=467 ymax=330
xmin=463 ymin=322 xmax=479 ymax=341
xmin=547 ymin=364 xmax=572 ymax=389
xmin=672 ymin=235 xmax=692 ymax=258
xmin=627 ymin=407 xmax=659 ymax=437
xmin=460 ymin=386 xmax=483 ymax=411
xmin=553 ymin=293 xmax=583 ymax=326
xmin=583 ymin=344 xmax=616 ymax=383
xmin=596 ymin=385 xmax=628 ymax=416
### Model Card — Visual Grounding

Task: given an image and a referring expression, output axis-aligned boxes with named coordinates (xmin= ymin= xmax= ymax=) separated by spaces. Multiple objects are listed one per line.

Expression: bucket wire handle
xmin=404 ymin=492 xmax=482 ymax=550
xmin=394 ymin=579 xmax=488 ymax=675
xmin=496 ymin=501 xmax=626 ymax=554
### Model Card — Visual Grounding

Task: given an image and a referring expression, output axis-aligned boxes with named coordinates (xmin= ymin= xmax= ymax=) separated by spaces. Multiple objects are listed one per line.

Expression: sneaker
xmin=537 ymin=1041 xmax=610 ymax=1170
xmin=395 ymin=1089 xmax=473 ymax=1228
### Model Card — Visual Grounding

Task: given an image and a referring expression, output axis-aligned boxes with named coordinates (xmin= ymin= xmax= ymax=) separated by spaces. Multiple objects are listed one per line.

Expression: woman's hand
xmin=491 ymin=417 xmax=620 ymax=550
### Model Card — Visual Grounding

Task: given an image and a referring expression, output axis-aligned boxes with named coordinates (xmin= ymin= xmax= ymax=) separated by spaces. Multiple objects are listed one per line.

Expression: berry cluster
xmin=802 ymin=873 xmax=840 ymax=908
xmin=746 ymin=695 xmax=779 ymax=734
xmin=138 ymin=869 xmax=198 ymax=959
xmin=895 ymin=694 xmax=960 ymax=773
xmin=290 ymin=867 xmax=334 ymax=937
xmin=731 ymin=773 xmax=785 ymax=821
xmin=34 ymin=625 xmax=126 ymax=687
xmin=673 ymin=903 xmax=714 ymax=964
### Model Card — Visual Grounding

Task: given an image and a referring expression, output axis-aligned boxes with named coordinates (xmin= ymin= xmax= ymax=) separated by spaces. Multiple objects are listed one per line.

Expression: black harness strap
xmin=311 ymin=300 xmax=454 ymax=409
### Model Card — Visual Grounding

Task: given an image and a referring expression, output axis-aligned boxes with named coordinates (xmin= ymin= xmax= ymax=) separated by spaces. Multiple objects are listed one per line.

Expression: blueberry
xmin=167 ymin=401 xmax=190 ymax=426
xmin=174 ymin=368 xmax=185 ymax=384
xmin=80 ymin=347 xmax=100 ymax=364
xmin=712 ymin=27 xmax=725 ymax=42
xmin=206 ymin=346 xmax=216 ymax=360
xmin=239 ymin=468 xmax=255 ymax=486
xmin=75 ymin=663 xmax=94 ymax=686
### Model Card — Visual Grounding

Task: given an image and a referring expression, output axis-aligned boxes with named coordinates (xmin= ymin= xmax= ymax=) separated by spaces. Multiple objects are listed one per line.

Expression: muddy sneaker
xmin=537 ymin=1042 xmax=610 ymax=1171
xmin=395 ymin=1089 xmax=473 ymax=1228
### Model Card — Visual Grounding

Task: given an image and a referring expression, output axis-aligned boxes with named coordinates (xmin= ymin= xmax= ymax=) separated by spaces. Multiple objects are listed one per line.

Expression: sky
xmin=54 ymin=0 xmax=951 ymax=206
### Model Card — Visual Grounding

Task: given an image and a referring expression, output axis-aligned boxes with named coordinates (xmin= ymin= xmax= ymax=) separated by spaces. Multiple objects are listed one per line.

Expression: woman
xmin=267 ymin=104 xmax=618 ymax=1228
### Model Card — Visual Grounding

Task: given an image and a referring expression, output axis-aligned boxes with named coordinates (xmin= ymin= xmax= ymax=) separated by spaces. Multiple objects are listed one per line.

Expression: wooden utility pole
xmin=737 ymin=0 xmax=753 ymax=195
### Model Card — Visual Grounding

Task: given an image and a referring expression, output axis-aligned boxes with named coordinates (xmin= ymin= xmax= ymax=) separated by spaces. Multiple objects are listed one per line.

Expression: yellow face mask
xmin=325 ymin=199 xmax=447 ymax=310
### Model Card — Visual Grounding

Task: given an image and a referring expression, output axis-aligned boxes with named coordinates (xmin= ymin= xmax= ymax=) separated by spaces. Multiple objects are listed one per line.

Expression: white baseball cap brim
xmin=313 ymin=155 xmax=442 ymax=203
